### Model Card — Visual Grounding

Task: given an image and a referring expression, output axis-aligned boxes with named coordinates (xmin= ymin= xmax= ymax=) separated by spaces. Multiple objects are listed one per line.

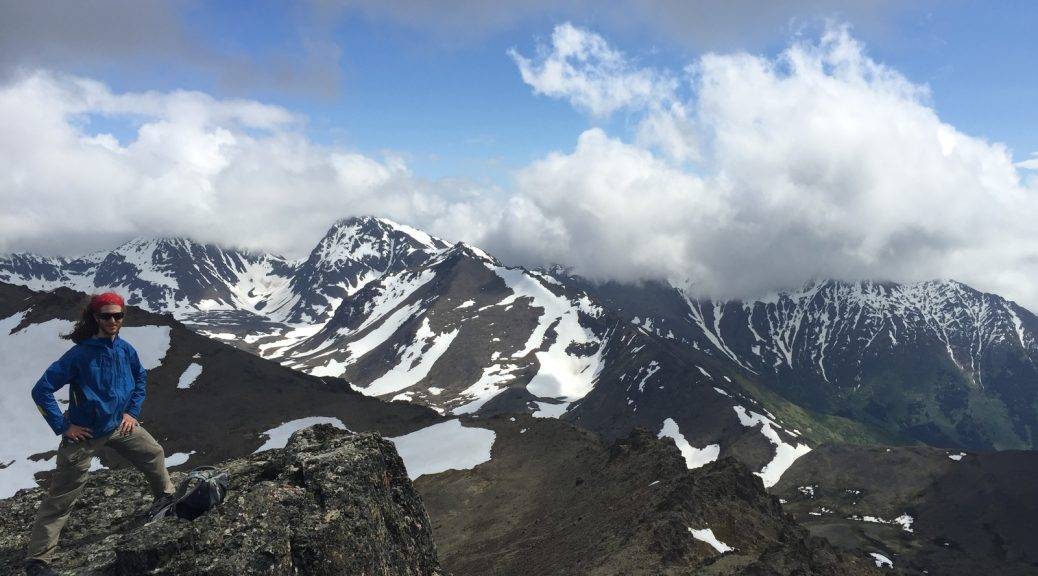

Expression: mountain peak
xmin=116 ymin=235 xmax=194 ymax=251
xmin=436 ymin=241 xmax=499 ymax=267
xmin=326 ymin=216 xmax=449 ymax=252
xmin=312 ymin=216 xmax=451 ymax=269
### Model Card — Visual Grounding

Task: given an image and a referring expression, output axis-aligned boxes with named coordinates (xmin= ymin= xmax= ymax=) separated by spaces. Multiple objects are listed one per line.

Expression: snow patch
xmin=870 ymin=553 xmax=893 ymax=568
xmin=379 ymin=218 xmax=439 ymax=249
xmin=389 ymin=419 xmax=495 ymax=480
xmin=254 ymin=417 xmax=350 ymax=452
xmin=176 ymin=363 xmax=203 ymax=389
xmin=345 ymin=301 xmax=425 ymax=364
xmin=532 ymin=401 xmax=570 ymax=418
xmin=121 ymin=326 xmax=171 ymax=369
xmin=359 ymin=318 xmax=459 ymax=397
xmin=0 ymin=315 xmax=76 ymax=497
xmin=491 ymin=266 xmax=605 ymax=404
xmin=637 ymin=361 xmax=661 ymax=392
xmin=309 ymin=358 xmax=349 ymax=378
xmin=658 ymin=418 xmax=720 ymax=470
xmin=893 ymin=513 xmax=914 ymax=533
xmin=165 ymin=451 xmax=195 ymax=467
xmin=453 ymin=363 xmax=522 ymax=415
xmin=732 ymin=405 xmax=811 ymax=487
xmin=688 ymin=527 xmax=733 ymax=554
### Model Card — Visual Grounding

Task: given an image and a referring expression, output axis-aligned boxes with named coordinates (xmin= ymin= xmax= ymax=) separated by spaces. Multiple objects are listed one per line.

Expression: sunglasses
xmin=96 ymin=312 xmax=125 ymax=321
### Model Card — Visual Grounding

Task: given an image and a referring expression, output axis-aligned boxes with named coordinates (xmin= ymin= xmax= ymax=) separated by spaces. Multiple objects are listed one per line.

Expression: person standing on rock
xmin=24 ymin=292 xmax=175 ymax=576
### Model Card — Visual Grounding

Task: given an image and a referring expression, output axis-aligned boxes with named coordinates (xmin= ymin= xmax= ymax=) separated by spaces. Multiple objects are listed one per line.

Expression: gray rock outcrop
xmin=0 ymin=425 xmax=445 ymax=575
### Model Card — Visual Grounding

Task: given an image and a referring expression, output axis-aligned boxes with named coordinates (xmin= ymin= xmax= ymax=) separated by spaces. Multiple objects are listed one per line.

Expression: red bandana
xmin=90 ymin=292 xmax=126 ymax=312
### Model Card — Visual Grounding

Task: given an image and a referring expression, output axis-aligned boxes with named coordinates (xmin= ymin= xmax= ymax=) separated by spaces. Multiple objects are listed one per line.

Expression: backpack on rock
xmin=150 ymin=466 xmax=230 ymax=522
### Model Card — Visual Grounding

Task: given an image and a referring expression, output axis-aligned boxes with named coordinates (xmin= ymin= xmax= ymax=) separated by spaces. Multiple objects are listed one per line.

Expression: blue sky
xmin=11 ymin=1 xmax=1034 ymax=184
xmin=2 ymin=1 xmax=1038 ymax=308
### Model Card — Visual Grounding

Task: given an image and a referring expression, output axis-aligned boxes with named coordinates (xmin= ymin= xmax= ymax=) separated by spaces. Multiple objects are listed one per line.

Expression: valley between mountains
xmin=2 ymin=216 xmax=1037 ymax=575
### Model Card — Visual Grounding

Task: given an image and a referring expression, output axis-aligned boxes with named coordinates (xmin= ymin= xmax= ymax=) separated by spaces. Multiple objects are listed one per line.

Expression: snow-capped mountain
xmin=0 ymin=218 xmax=817 ymax=487
xmin=8 ymin=217 xmax=1038 ymax=453
xmin=0 ymin=217 xmax=450 ymax=324
xmin=274 ymin=217 xmax=452 ymax=325
xmin=0 ymin=281 xmax=862 ymax=575
xmin=569 ymin=277 xmax=1038 ymax=450
xmin=262 ymin=243 xmax=610 ymax=415
xmin=6 ymin=220 xmax=1038 ymax=575
xmin=0 ymin=237 xmax=295 ymax=317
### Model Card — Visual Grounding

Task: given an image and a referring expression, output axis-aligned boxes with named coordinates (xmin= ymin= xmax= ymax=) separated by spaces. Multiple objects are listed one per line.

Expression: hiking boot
xmin=146 ymin=492 xmax=176 ymax=519
xmin=24 ymin=560 xmax=57 ymax=576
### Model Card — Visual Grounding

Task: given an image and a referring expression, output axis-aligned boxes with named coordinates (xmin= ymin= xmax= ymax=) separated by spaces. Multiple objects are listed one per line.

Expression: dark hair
xmin=62 ymin=297 xmax=104 ymax=343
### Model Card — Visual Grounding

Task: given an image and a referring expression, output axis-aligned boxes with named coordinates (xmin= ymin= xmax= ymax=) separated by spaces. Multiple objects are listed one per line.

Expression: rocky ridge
xmin=418 ymin=418 xmax=879 ymax=576
xmin=0 ymin=425 xmax=445 ymax=575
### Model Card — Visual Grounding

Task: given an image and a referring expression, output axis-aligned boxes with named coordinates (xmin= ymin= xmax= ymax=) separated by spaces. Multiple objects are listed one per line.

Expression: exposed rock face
xmin=0 ymin=426 xmax=445 ymax=576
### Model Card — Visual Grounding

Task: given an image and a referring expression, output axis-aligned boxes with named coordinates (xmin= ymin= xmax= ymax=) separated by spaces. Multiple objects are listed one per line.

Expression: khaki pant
xmin=26 ymin=425 xmax=175 ymax=564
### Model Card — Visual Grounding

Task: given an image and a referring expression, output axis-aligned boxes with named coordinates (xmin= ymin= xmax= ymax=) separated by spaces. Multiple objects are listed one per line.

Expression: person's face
xmin=95 ymin=304 xmax=124 ymax=337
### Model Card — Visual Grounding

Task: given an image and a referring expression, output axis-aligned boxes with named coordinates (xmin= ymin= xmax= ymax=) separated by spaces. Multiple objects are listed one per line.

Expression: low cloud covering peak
xmin=493 ymin=23 xmax=1038 ymax=309
xmin=2 ymin=23 xmax=1037 ymax=310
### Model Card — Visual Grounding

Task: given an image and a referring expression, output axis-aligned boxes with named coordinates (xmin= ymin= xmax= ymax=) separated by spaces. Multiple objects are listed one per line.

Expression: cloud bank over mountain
xmin=1 ymin=23 xmax=1037 ymax=309
xmin=493 ymin=22 xmax=1038 ymax=308
xmin=0 ymin=71 xmax=489 ymax=258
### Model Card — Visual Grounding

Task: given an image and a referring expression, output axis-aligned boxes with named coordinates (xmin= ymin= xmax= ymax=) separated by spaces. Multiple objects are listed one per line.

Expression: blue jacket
xmin=32 ymin=336 xmax=147 ymax=437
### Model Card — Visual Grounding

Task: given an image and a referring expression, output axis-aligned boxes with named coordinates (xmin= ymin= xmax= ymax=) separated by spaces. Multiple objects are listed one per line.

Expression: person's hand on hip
xmin=63 ymin=424 xmax=93 ymax=443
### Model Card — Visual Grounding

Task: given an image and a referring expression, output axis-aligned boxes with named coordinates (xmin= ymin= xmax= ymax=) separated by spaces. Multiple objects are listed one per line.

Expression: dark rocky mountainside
xmin=8 ymin=218 xmax=1036 ymax=456
xmin=0 ymin=281 xmax=886 ymax=575
xmin=5 ymin=219 xmax=1037 ymax=454
xmin=568 ymin=277 xmax=1038 ymax=450
xmin=0 ymin=425 xmax=445 ymax=575
xmin=3 ymin=280 xmax=1031 ymax=575
xmin=418 ymin=416 xmax=879 ymax=576
xmin=774 ymin=444 xmax=1038 ymax=575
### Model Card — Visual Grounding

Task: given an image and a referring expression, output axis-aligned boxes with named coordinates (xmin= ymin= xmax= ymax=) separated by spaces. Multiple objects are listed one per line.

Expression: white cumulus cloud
xmin=3 ymin=23 xmax=1038 ymax=312
xmin=509 ymin=22 xmax=677 ymax=117
xmin=491 ymin=23 xmax=1038 ymax=310
xmin=0 ymin=70 xmax=491 ymax=257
